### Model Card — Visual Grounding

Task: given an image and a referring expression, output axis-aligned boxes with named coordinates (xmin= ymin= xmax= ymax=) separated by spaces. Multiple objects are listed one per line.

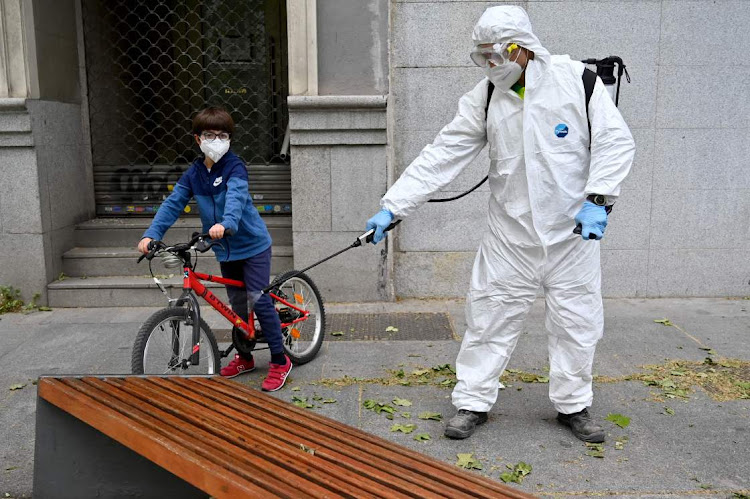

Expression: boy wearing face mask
xmin=138 ymin=106 xmax=292 ymax=391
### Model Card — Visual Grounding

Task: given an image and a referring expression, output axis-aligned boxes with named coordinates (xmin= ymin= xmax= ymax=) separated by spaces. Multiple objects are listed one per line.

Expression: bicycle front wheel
xmin=132 ymin=307 xmax=220 ymax=375
xmin=275 ymin=271 xmax=326 ymax=365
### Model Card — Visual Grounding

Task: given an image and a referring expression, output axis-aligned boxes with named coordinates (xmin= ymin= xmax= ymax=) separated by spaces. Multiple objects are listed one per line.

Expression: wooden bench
xmin=34 ymin=376 xmax=536 ymax=498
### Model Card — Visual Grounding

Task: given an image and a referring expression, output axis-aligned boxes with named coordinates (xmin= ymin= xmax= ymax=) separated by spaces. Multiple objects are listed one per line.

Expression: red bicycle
xmin=131 ymin=232 xmax=326 ymax=375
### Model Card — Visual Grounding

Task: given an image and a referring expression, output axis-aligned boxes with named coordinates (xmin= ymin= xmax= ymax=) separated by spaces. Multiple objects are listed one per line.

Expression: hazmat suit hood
xmin=471 ymin=6 xmax=550 ymax=81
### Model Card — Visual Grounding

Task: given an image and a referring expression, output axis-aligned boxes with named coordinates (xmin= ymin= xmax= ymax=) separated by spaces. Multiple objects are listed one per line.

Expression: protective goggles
xmin=470 ymin=43 xmax=520 ymax=67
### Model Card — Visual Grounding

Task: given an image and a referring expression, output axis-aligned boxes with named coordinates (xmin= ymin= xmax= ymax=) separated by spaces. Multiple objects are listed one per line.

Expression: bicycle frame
xmin=175 ymin=265 xmax=310 ymax=366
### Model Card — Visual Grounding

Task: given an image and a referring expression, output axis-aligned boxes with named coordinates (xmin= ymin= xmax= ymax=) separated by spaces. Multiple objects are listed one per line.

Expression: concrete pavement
xmin=0 ymin=298 xmax=748 ymax=498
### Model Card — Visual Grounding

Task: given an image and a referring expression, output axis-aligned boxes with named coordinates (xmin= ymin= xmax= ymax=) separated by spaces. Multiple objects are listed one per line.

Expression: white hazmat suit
xmin=381 ymin=6 xmax=635 ymax=415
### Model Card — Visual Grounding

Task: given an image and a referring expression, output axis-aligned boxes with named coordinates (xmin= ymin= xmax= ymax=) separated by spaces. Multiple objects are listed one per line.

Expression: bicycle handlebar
xmin=137 ymin=230 xmax=233 ymax=263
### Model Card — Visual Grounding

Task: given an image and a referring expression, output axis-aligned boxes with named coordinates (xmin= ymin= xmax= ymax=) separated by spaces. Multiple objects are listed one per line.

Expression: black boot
xmin=557 ymin=408 xmax=605 ymax=443
xmin=444 ymin=409 xmax=488 ymax=439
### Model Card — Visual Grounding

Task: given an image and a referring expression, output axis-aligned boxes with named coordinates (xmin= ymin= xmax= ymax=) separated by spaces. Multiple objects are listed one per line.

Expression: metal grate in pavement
xmin=326 ymin=313 xmax=455 ymax=341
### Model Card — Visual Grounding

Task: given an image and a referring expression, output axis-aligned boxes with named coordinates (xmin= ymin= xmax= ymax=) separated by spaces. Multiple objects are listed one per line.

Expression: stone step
xmin=74 ymin=216 xmax=293 ymax=247
xmin=61 ymin=246 xmax=293 ymax=278
xmin=47 ymin=276 xmax=233 ymax=308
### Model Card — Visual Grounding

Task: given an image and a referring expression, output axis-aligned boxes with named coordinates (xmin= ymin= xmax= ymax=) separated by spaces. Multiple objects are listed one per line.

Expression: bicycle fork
xmin=174 ymin=289 xmax=203 ymax=367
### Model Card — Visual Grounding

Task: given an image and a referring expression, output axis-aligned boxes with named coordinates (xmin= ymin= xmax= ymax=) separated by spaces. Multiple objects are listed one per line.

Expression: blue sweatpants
xmin=220 ymin=246 xmax=283 ymax=357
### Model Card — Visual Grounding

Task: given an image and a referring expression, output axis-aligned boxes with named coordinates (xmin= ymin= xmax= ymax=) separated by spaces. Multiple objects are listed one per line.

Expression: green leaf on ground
xmin=411 ymin=368 xmax=430 ymax=376
xmin=500 ymin=462 xmax=532 ymax=483
xmin=390 ymin=423 xmax=417 ymax=434
xmin=291 ymin=386 xmax=301 ymax=391
xmin=394 ymin=368 xmax=405 ymax=378
xmin=9 ymin=384 xmax=25 ymax=391
xmin=456 ymin=453 xmax=483 ymax=470
xmin=664 ymin=407 xmax=675 ymax=416
xmin=605 ymin=413 xmax=631 ymax=428
xmin=699 ymin=484 xmax=713 ymax=490
xmin=670 ymin=370 xmax=686 ymax=376
xmin=654 ymin=318 xmax=673 ymax=326
xmin=520 ymin=373 xmax=549 ymax=383
xmin=392 ymin=397 xmax=412 ymax=407
xmin=322 ymin=398 xmax=337 ymax=404
xmin=291 ymin=396 xmax=314 ymax=409
xmin=330 ymin=331 xmax=344 ymax=336
xmin=363 ymin=399 xmax=397 ymax=418
xmin=418 ymin=412 xmax=442 ymax=421
xmin=699 ymin=347 xmax=717 ymax=355
xmin=413 ymin=433 xmax=430 ymax=441
xmin=385 ymin=326 xmax=399 ymax=332
xmin=312 ymin=394 xmax=323 ymax=401
xmin=432 ymin=364 xmax=456 ymax=374
xmin=585 ymin=442 xmax=605 ymax=458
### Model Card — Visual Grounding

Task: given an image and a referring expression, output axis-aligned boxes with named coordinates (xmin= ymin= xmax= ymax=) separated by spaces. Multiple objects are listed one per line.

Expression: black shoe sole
xmin=444 ymin=427 xmax=474 ymax=439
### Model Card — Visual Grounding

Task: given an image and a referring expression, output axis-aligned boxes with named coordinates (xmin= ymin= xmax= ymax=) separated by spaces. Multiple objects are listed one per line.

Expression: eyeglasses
xmin=470 ymin=43 xmax=520 ymax=68
xmin=200 ymin=131 xmax=231 ymax=141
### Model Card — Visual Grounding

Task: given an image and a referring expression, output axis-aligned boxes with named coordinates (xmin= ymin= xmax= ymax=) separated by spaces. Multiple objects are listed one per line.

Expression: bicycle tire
xmin=274 ymin=270 xmax=326 ymax=365
xmin=132 ymin=307 xmax=220 ymax=375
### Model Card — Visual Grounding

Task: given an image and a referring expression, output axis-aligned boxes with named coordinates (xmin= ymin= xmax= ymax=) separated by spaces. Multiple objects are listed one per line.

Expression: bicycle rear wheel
xmin=132 ymin=307 xmax=220 ymax=375
xmin=274 ymin=271 xmax=326 ymax=365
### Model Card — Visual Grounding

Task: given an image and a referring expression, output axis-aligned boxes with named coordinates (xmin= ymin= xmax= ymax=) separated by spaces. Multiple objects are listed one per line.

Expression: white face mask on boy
xmin=200 ymin=137 xmax=230 ymax=163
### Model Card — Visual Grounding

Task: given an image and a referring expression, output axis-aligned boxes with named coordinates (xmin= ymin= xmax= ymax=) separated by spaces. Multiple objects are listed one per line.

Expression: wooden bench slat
xmin=38 ymin=378 xmax=273 ymax=499
xmin=164 ymin=377 xmax=468 ymax=499
xmin=104 ymin=377 xmax=386 ymax=499
xmin=79 ymin=377 xmax=356 ymax=499
xmin=200 ymin=377 xmax=520 ymax=499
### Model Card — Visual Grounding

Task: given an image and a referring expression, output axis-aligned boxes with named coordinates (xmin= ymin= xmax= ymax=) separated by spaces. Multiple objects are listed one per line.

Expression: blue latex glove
xmin=365 ymin=209 xmax=394 ymax=244
xmin=574 ymin=201 xmax=608 ymax=240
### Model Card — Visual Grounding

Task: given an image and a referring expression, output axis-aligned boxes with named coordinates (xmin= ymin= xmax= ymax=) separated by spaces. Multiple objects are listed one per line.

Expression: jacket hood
xmin=471 ymin=6 xmax=550 ymax=68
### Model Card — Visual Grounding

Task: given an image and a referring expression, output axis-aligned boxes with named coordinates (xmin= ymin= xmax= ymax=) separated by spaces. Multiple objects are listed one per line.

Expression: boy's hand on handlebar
xmin=138 ymin=237 xmax=153 ymax=255
xmin=209 ymin=224 xmax=226 ymax=239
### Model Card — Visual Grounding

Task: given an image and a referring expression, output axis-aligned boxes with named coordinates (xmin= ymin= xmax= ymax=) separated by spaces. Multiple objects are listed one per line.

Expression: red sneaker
xmin=220 ymin=354 xmax=255 ymax=378
xmin=261 ymin=355 xmax=292 ymax=392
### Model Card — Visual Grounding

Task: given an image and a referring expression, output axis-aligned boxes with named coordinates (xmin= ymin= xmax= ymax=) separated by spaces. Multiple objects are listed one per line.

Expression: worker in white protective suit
xmin=366 ymin=5 xmax=635 ymax=442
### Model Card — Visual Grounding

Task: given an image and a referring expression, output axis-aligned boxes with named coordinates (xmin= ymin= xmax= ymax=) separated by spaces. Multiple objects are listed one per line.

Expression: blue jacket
xmin=142 ymin=150 xmax=272 ymax=261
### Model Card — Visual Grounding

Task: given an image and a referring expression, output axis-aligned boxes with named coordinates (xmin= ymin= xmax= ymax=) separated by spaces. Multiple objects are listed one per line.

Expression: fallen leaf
xmin=585 ymin=442 xmax=605 ymax=458
xmin=312 ymin=394 xmax=323 ymax=401
xmin=699 ymin=347 xmax=717 ymax=355
xmin=9 ymin=384 xmax=25 ymax=391
xmin=500 ymin=462 xmax=532 ymax=483
xmin=411 ymin=368 xmax=430 ymax=376
xmin=401 ymin=412 xmax=411 ymax=419
xmin=4 ymin=467 xmax=17 ymax=471
xmin=654 ymin=318 xmax=673 ymax=326
xmin=322 ymin=398 xmax=337 ymax=404
xmin=300 ymin=444 xmax=315 ymax=455
xmin=291 ymin=387 xmax=301 ymax=392
xmin=456 ymin=453 xmax=483 ymax=470
xmin=664 ymin=407 xmax=675 ymax=416
xmin=413 ymin=433 xmax=431 ymax=441
xmin=392 ymin=397 xmax=412 ymax=407
xmin=330 ymin=331 xmax=344 ymax=337
xmin=418 ymin=411 xmax=443 ymax=421
xmin=390 ymin=423 xmax=417 ymax=434
xmin=605 ymin=413 xmax=631 ymax=428
xmin=291 ymin=396 xmax=314 ymax=409
xmin=670 ymin=370 xmax=686 ymax=376
xmin=385 ymin=326 xmax=399 ymax=332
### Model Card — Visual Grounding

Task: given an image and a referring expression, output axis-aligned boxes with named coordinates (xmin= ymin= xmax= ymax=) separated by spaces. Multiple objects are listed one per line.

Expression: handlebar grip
xmin=573 ymin=224 xmax=598 ymax=240
xmin=137 ymin=254 xmax=146 ymax=263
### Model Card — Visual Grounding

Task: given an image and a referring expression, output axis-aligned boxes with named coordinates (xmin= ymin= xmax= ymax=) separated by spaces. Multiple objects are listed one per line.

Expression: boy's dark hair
xmin=192 ymin=107 xmax=235 ymax=136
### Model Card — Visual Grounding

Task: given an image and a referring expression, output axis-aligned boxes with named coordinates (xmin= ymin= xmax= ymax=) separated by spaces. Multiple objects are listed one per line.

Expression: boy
xmin=138 ymin=107 xmax=292 ymax=391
